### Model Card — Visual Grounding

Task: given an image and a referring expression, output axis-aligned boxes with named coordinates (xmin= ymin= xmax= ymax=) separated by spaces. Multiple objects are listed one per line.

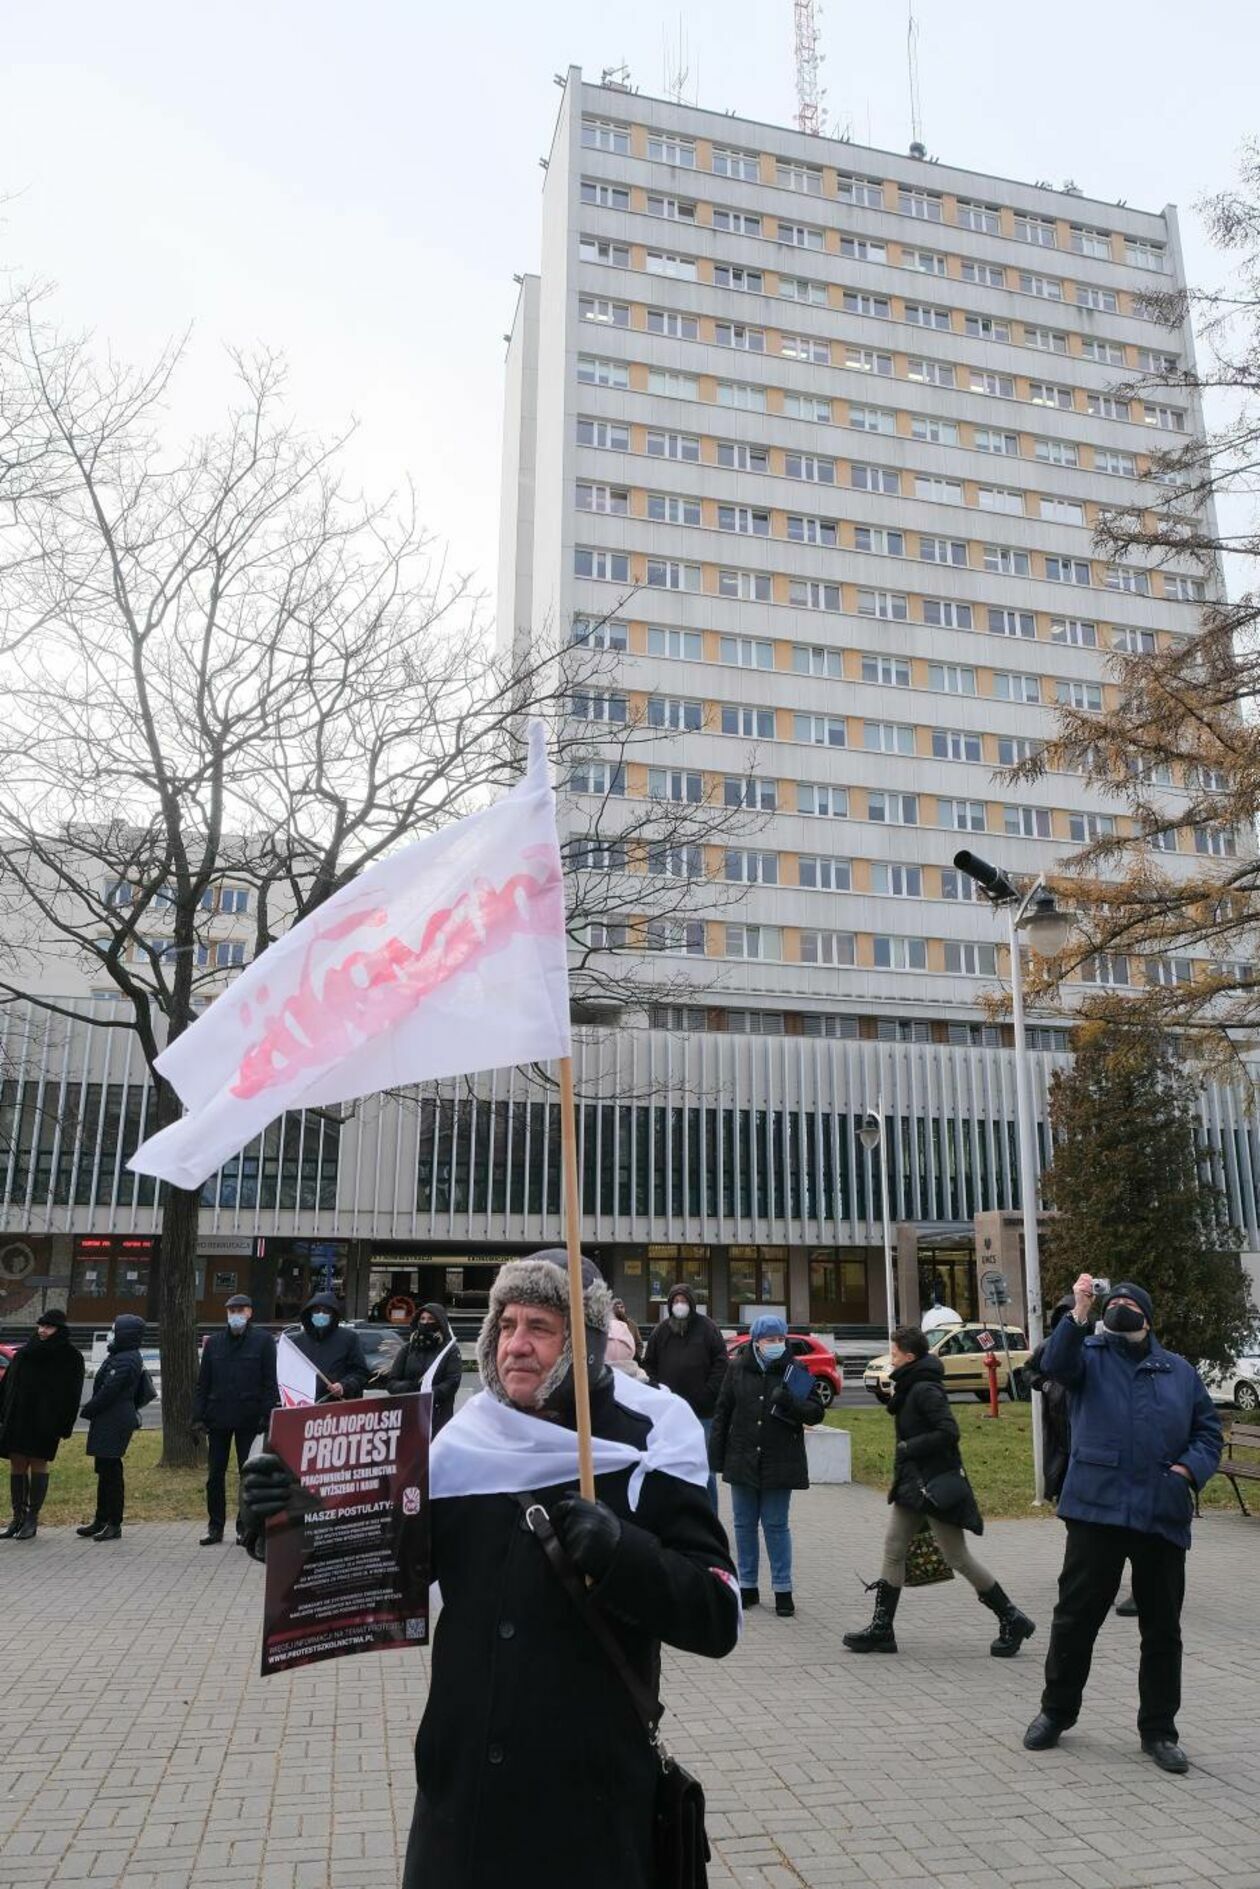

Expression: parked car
xmin=0 ymin=1341 xmax=18 ymax=1385
xmin=1204 ymin=1337 xmax=1260 ymax=1412
xmin=864 ymin=1322 xmax=1031 ymax=1400
xmin=281 ymin=1320 xmax=407 ymax=1393
xmin=726 ymin=1331 xmax=843 ymax=1407
xmin=85 ymin=1330 xmax=163 ymax=1397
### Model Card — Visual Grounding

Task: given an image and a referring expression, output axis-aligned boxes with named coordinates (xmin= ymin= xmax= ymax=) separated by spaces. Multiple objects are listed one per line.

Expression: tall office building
xmin=492 ymin=67 xmax=1249 ymax=1323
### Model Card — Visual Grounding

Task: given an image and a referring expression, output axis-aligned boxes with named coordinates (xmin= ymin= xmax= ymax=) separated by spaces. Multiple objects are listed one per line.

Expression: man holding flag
xmin=245 ymin=1247 xmax=740 ymax=1889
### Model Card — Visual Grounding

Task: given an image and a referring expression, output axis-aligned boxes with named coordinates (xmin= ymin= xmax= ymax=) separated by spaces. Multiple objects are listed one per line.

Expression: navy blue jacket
xmin=81 ymin=1317 xmax=147 ymax=1459
xmin=193 ymin=1325 xmax=279 ymax=1432
xmin=1037 ymin=1313 xmax=1222 ymax=1548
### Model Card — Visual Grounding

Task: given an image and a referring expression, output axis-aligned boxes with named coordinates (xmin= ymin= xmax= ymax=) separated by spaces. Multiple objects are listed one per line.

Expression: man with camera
xmin=1023 ymin=1274 xmax=1222 ymax=1773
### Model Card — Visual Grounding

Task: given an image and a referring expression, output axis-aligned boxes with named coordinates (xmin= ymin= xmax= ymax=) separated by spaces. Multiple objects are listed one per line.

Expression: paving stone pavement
xmin=1 ymin=1482 xmax=1258 ymax=1889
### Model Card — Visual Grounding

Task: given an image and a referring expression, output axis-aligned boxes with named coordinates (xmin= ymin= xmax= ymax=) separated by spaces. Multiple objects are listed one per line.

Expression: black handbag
xmin=518 ymin=1497 xmax=711 ymax=1889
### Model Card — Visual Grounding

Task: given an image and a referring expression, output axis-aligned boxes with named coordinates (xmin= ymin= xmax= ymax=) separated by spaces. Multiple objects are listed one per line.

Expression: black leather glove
xmin=894 ymin=1440 xmax=909 ymax=1462
xmin=190 ymin=1421 xmax=208 ymax=1443
xmin=550 ymin=1494 xmax=622 ymax=1581
xmin=241 ymin=1451 xmax=299 ymax=1520
xmin=771 ymin=1383 xmax=794 ymax=1410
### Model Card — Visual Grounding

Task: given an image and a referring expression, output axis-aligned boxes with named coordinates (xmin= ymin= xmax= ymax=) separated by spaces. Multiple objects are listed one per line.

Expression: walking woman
xmin=0 ymin=1309 xmax=86 ymax=1540
xmin=709 ymin=1312 xmax=825 ymax=1616
xmin=386 ymin=1304 xmax=463 ymax=1435
xmin=843 ymin=1325 xmax=1036 ymax=1656
xmin=78 ymin=1313 xmax=148 ymax=1541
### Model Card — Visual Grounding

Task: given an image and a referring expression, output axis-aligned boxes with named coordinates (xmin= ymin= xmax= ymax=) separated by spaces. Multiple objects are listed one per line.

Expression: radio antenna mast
xmin=907 ymin=2 xmax=924 ymax=152
xmin=793 ymin=0 xmax=823 ymax=136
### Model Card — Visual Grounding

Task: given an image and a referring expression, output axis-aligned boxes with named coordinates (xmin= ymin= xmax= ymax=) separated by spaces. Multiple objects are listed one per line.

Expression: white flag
xmin=276 ymin=1333 xmax=321 ymax=1409
xmin=129 ymin=721 xmax=571 ymax=1190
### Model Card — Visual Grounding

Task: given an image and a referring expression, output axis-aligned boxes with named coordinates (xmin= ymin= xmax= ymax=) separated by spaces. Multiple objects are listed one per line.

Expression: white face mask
xmin=670 ymin=1301 xmax=689 ymax=1320
xmin=227 ymin=1314 xmax=249 ymax=1334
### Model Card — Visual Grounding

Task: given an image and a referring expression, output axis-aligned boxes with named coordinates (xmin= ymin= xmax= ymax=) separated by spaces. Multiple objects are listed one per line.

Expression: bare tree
xmin=0 ymin=295 xmax=748 ymax=1460
xmin=1011 ymin=152 xmax=1260 ymax=1064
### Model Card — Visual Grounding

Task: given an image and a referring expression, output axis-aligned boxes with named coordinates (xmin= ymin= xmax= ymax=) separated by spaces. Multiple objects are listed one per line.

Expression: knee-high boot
xmin=2 ymin=1472 xmax=28 ymax=1538
xmin=15 ymin=1471 xmax=49 ymax=1540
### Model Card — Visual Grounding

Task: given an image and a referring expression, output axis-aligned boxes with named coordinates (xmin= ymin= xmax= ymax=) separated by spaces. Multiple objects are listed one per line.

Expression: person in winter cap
xmin=643 ymin=1280 xmax=729 ymax=1510
xmin=245 ymin=1245 xmax=739 ymax=1889
xmin=1024 ymin=1273 xmax=1222 ymax=1774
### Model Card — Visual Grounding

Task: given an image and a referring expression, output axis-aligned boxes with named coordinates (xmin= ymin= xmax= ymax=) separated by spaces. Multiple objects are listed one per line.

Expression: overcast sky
xmin=2 ymin=0 xmax=1256 ymax=623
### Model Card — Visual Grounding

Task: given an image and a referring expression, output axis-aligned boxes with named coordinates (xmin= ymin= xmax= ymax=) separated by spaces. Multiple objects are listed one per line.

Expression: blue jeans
xmin=700 ymin=1418 xmax=718 ymax=1512
xmin=729 ymin=1483 xmax=793 ymax=1593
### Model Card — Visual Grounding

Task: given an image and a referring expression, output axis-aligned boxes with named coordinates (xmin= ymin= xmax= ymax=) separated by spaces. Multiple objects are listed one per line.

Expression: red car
xmin=725 ymin=1331 xmax=843 ymax=1406
xmin=0 ymin=1342 xmax=18 ymax=1385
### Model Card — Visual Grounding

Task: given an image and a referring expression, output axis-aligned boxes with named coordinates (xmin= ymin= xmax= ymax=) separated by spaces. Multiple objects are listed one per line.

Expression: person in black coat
xmin=192 ymin=1295 xmax=279 ymax=1547
xmin=386 ymin=1303 xmax=463 ymax=1434
xmin=290 ymin=1291 xmax=368 ymax=1400
xmin=708 ymin=1312 xmax=825 ymax=1615
xmin=843 ymin=1325 xmax=1036 ymax=1657
xmin=244 ymin=1248 xmax=739 ymax=1889
xmin=643 ymin=1281 xmax=728 ymax=1507
xmin=1030 ymin=1295 xmax=1076 ymax=1504
xmin=0 ymin=1308 xmax=86 ymax=1540
xmin=78 ymin=1313 xmax=149 ymax=1541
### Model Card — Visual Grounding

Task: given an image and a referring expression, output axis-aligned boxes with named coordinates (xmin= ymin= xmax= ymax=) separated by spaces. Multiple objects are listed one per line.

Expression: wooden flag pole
xmin=558 ymin=1054 xmax=596 ymax=1499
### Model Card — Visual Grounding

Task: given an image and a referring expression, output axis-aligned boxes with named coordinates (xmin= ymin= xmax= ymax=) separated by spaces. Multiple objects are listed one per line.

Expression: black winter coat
xmin=1030 ymin=1341 xmax=1072 ymax=1503
xmin=884 ymin=1353 xmax=983 ymax=1535
xmin=0 ymin=1328 xmax=86 ymax=1461
xmin=643 ymin=1297 xmax=728 ymax=1419
xmin=708 ymin=1346 xmax=826 ymax=1491
xmin=193 ymin=1325 xmax=280 ymax=1432
xmin=290 ymin=1295 xmax=368 ymax=1400
xmin=386 ymin=1307 xmax=462 ymax=1434
xmin=81 ymin=1325 xmax=146 ymax=1460
xmin=405 ymin=1374 xmax=739 ymax=1889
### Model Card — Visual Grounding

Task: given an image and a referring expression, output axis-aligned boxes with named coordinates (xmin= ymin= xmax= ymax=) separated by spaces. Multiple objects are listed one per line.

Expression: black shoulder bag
xmin=517 ymin=1496 xmax=711 ymax=1889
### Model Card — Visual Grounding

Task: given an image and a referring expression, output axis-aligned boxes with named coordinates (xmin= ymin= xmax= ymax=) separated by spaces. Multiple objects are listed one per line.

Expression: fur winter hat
xmin=478 ymin=1248 xmax=613 ymax=1408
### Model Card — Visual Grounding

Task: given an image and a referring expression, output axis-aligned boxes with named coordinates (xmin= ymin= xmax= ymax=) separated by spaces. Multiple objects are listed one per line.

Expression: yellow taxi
xmin=863 ymin=1322 xmax=1031 ymax=1400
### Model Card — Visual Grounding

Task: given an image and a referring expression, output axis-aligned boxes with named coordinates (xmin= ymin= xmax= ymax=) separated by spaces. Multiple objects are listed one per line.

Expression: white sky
xmin=2 ymin=0 xmax=1257 ymax=621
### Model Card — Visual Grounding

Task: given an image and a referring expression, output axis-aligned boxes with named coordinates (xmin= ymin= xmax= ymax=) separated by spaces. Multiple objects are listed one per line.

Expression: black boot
xmin=740 ymin=1586 xmax=760 ymax=1608
xmin=93 ymin=1523 xmax=122 ymax=1541
xmin=775 ymin=1591 xmax=795 ymax=1617
xmin=200 ymin=1525 xmax=225 ymax=1547
xmin=15 ymin=1472 xmax=47 ymax=1541
xmin=2 ymin=1473 xmax=27 ymax=1538
xmin=843 ymin=1579 xmax=900 ymax=1653
xmin=979 ymin=1581 xmax=1036 ymax=1657
xmin=76 ymin=1520 xmax=105 ymax=1537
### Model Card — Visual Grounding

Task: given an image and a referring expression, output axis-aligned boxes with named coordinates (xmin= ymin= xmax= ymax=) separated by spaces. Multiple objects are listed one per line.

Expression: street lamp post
xmin=860 ymin=1103 xmax=896 ymax=1346
xmin=952 ymin=852 xmax=1073 ymax=1505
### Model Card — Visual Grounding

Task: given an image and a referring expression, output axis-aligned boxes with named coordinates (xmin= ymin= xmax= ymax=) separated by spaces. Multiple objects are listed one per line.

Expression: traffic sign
xmin=976 ymin=1328 xmax=997 ymax=1351
xmin=979 ymin=1267 xmax=1009 ymax=1306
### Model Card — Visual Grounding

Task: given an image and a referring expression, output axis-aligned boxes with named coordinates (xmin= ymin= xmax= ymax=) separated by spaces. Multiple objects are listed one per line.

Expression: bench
xmin=1219 ymin=1422 xmax=1260 ymax=1516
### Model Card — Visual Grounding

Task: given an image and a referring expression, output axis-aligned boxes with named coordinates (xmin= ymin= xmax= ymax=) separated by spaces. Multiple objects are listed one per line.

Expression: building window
xmin=899 ymin=187 xmax=943 ymax=222
xmin=840 ymin=235 xmax=887 ymax=262
xmin=649 ymin=768 xmax=703 ymax=802
xmin=973 ymin=430 xmax=1020 ymax=458
xmin=977 ymin=485 xmax=1024 ymax=515
xmin=786 ymin=452 xmax=836 ymax=484
xmin=717 ymin=504 xmax=770 ymax=536
xmin=646 ymin=625 xmax=703 ymax=659
xmin=870 ymin=863 xmax=922 ymax=897
xmin=717 ymin=440 xmax=770 ymax=472
xmin=570 ymin=760 xmax=625 ymax=796
xmin=713 ymin=265 xmax=765 ymax=293
xmin=571 ymin=688 xmax=629 ymax=724
xmin=711 ymin=207 xmax=763 ymax=236
xmin=715 ymin=321 xmax=766 ymax=353
xmin=1081 ymin=953 xmax=1129 ymax=986
xmin=720 ymin=704 xmax=775 ymax=738
xmin=1076 ymin=284 xmax=1118 ymax=312
xmin=938 ymin=797 xmax=987 ymax=831
xmin=904 ymin=302 xmax=951 ymax=330
xmin=1069 ymin=812 xmax=1116 ymax=843
xmin=911 ymin=414 xmax=958 ymax=445
xmin=1045 ymin=556 xmax=1092 ymax=587
xmin=581 ymin=118 xmax=630 ymax=154
xmin=1070 ymin=225 xmax=1113 ymax=259
xmin=579 ymin=295 xmax=630 ymax=326
xmin=1004 ymin=805 xmax=1052 ymax=839
xmin=797 ymin=782 xmax=849 ymax=818
xmin=873 ymin=934 xmax=928 ymax=970
xmin=1019 ymin=271 xmax=1064 ymax=301
xmin=864 ymin=721 xmax=915 ymax=755
xmin=855 ymin=525 xmax=905 ymax=556
xmin=1014 ymin=213 xmax=1058 ymax=247
xmin=1112 ymin=625 xmax=1157 ymax=654
xmin=868 ymin=792 xmax=919 ymax=826
xmin=1041 ymin=496 xmax=1085 ymax=526
xmin=646 ymin=493 xmax=701 ymax=525
xmin=908 ymin=248 xmax=948 ymax=276
xmin=724 ymin=849 xmax=779 ymax=885
xmin=944 ymin=942 xmax=998 ymax=975
xmin=1035 ymin=437 xmax=1079 ymax=467
xmin=571 ymin=616 xmax=628 ymax=651
xmin=646 ymin=921 xmax=706 ymax=956
xmin=1079 ymin=336 xmax=1126 ymax=366
xmin=940 ymin=868 xmax=981 ymax=900
xmin=716 ymin=379 xmax=767 ymax=411
xmin=1195 ymin=827 xmax=1238 ymax=858
xmin=1050 ymin=617 xmax=1097 ymax=648
xmin=857 ymin=588 xmax=908 ymax=620
xmin=932 ymin=728 xmax=982 ymax=762
xmin=792 ymin=643 xmax=843 ymax=677
xmin=1165 ymin=574 xmax=1206 ymax=603
xmin=1104 ymin=566 xmax=1150 ymax=596
xmin=922 ymin=599 xmax=973 ymax=629
xmin=645 ymin=249 xmax=698 ymax=280
xmin=725 ymin=925 xmax=780 ymax=961
xmin=576 ymin=480 xmax=629 ymax=513
xmin=718 ymin=634 xmax=774 ymax=667
xmin=574 ymin=547 xmax=630 ymax=583
xmin=1143 ymin=403 xmax=1186 ymax=432
xmin=779 ymin=274 xmax=828 ymax=304
xmin=579 ymin=235 xmax=631 ymax=268
xmin=928 ymin=664 xmax=977 ymax=696
xmin=780 ymin=332 xmax=830 ymax=364
xmin=790 ymin=579 xmax=842 ymax=612
xmin=907 ymin=357 xmax=955 ymax=388
xmin=645 ymin=429 xmax=699 ymax=461
xmin=798 ymin=855 xmax=851 ymax=891
xmin=581 ymin=179 xmax=630 ymax=210
xmin=646 ymin=133 xmax=695 ymax=166
xmin=645 ymin=558 xmax=701 ymax=592
xmin=962 ymin=259 xmax=1006 ymax=286
xmin=777 ymin=221 xmax=824 ymax=251
xmin=964 ymin=314 xmax=1010 ymax=342
xmin=724 ymin=775 xmax=777 ymax=810
xmin=845 ymin=346 xmax=894 ymax=376
xmin=1094 ymin=447 xmax=1136 ymax=476
xmin=838 ymin=173 xmax=884 ymax=207
xmin=712 ymin=145 xmax=760 ymax=180
xmin=719 ymin=568 xmax=772 ymax=601
xmin=957 ymin=200 xmax=1001 ymax=234
xmin=987 ymin=607 xmax=1036 ymax=639
xmin=795 ymin=712 xmax=846 ymax=747
xmin=1025 ymin=325 xmax=1069 ymax=354
xmin=577 ymin=417 xmax=630 ymax=451
xmin=787 ymin=514 xmax=839 ymax=546
xmin=1125 ymin=238 xmax=1166 ymax=271
xmin=800 ymin=929 xmax=856 ymax=965
xmin=1056 ymin=679 xmax=1103 ymax=710
xmin=993 ymin=671 xmax=1041 ymax=703
xmin=777 ymin=160 xmax=822 ymax=194
xmin=646 ymin=192 xmax=697 ymax=223
xmin=920 ymin=537 xmax=968 ymax=567
xmin=782 ymin=391 xmax=832 ymax=423
xmin=852 ymin=464 xmax=901 ymax=495
xmin=984 ymin=545 xmax=1030 ymax=576
xmin=914 ymin=474 xmax=963 ymax=505
xmin=646 ymin=368 xmax=699 ymax=398
xmin=862 ymin=654 xmax=912 ymax=687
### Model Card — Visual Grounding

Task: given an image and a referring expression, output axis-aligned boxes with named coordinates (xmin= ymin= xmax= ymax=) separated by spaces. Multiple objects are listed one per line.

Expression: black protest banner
xmin=260 ymin=1394 xmax=429 ymax=1676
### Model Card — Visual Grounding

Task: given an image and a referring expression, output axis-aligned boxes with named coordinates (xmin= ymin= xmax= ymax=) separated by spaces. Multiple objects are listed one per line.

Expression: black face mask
xmin=1103 ymin=1303 xmax=1147 ymax=1335
xmin=415 ymin=1327 xmax=442 ymax=1350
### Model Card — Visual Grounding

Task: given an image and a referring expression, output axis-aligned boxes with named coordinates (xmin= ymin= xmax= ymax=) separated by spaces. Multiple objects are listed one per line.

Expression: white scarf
xmin=420 ymin=1335 xmax=459 ymax=1395
xmin=430 ymin=1369 xmax=707 ymax=1510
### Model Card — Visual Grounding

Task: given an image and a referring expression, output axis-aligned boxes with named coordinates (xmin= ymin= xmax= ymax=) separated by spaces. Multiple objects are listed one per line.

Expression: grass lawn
xmin=35 ymin=1433 xmax=208 ymax=1526
xmin=826 ymin=1401 xmax=1246 ymax=1518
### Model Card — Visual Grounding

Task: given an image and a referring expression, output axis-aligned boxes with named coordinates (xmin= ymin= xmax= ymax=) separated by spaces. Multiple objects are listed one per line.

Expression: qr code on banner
xmin=405 ymin=1617 xmax=427 ymax=1641
xmin=402 ymin=1486 xmax=421 ymax=1516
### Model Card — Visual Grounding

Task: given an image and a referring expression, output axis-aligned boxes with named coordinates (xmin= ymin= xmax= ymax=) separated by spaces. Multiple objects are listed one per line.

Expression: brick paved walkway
xmin=1 ymin=1484 xmax=1258 ymax=1889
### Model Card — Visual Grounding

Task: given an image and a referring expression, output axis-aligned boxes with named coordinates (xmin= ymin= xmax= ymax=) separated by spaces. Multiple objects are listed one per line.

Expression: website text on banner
xmin=128 ymin=720 xmax=571 ymax=1192
xmin=261 ymin=1393 xmax=430 ymax=1675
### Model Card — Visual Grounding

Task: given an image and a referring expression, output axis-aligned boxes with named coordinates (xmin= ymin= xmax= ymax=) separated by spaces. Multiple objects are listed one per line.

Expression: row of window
xmin=102 ymin=881 xmax=250 ymax=915
xmin=575 ymin=324 xmax=1189 ymax=436
xmin=575 ymin=418 xmax=1190 ymax=531
xmin=646 ymin=1001 xmax=1070 ymax=1051
xmin=577 ymin=271 xmax=1179 ymax=380
xmin=579 ymin=120 xmax=1170 ymax=270
xmin=92 ymin=936 xmax=249 ymax=969
xmin=574 ymin=614 xmax=1180 ymax=663
xmin=568 ymin=760 xmax=1237 ymax=856
xmin=573 ymin=542 xmax=1184 ymax=615
xmin=572 ymin=840 xmax=1116 ymax=889
xmin=582 ymin=913 xmax=1000 ymax=974
xmin=573 ymin=494 xmax=1204 ymax=604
